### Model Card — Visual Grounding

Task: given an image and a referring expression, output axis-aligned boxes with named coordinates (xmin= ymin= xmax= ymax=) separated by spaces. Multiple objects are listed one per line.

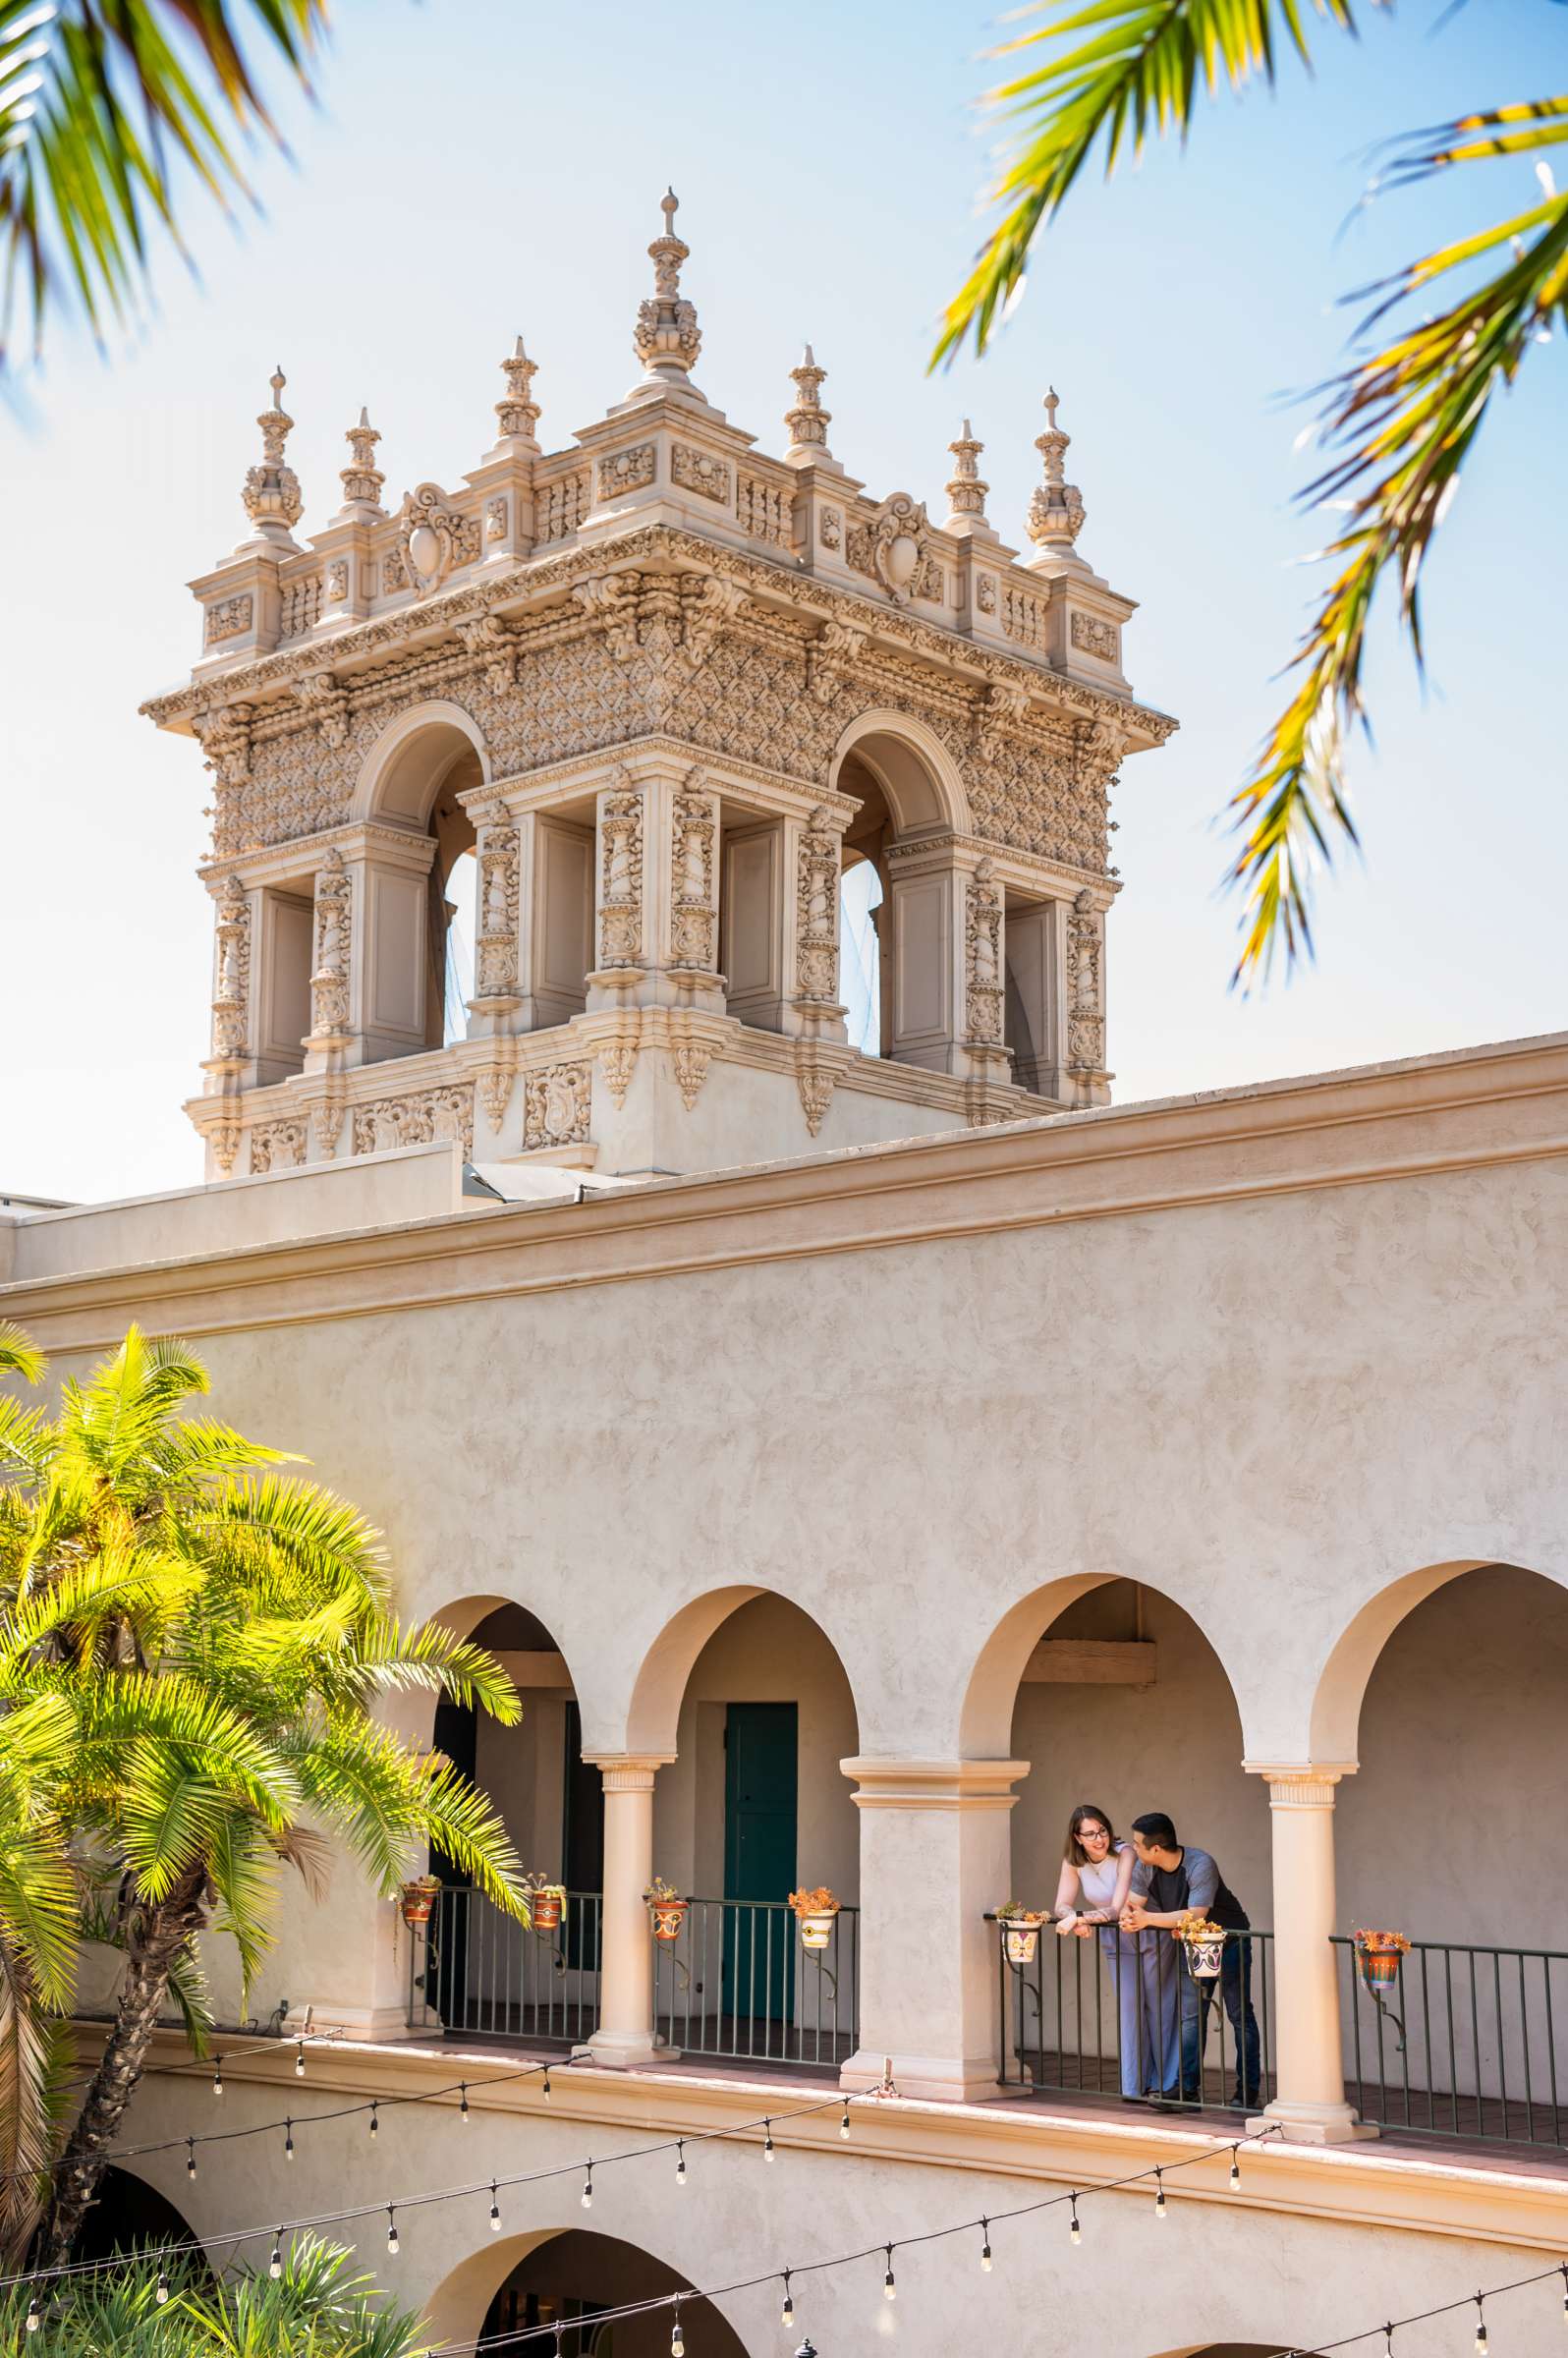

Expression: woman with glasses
xmin=1050 ymin=1803 xmax=1157 ymax=2102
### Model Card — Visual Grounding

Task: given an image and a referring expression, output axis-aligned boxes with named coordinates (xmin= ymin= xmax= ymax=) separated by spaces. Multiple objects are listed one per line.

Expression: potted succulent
xmin=1178 ymin=1915 xmax=1227 ymax=1980
xmin=996 ymin=1901 xmax=1049 ymax=1965
xmin=1353 ymin=1928 xmax=1411 ymax=1989
xmin=523 ymin=1874 xmax=566 ymax=1933
xmin=644 ymin=1878 xmax=689 ymax=1942
xmin=789 ymin=1886 xmax=841 ymax=1951
xmin=399 ymin=1874 xmax=443 ymax=1929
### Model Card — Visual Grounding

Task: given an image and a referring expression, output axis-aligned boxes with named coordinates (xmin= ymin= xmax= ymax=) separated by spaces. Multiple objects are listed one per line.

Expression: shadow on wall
xmin=480 ymin=2229 xmax=748 ymax=2357
xmin=72 ymin=2164 xmax=208 ymax=2274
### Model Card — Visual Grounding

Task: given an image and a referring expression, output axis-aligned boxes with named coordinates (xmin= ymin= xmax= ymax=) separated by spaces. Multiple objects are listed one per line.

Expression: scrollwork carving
xmin=598 ymin=788 xmax=644 ymax=967
xmin=1066 ymin=887 xmax=1105 ymax=1072
xmin=965 ymin=859 xmax=1003 ymax=1044
xmin=352 ymin=1085 xmax=474 ymax=1159
xmin=524 ymin=1062 xmax=592 ymax=1150
xmin=795 ymin=806 xmax=841 ymax=1002
xmin=310 ymin=848 xmax=353 ymax=1039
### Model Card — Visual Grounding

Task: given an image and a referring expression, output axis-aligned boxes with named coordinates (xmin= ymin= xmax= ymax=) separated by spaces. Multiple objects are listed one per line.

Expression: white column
xmin=585 ymin=1755 xmax=674 ymax=2069
xmin=1248 ymin=1764 xmax=1375 ymax=2143
xmin=840 ymin=1757 xmax=1027 ymax=2103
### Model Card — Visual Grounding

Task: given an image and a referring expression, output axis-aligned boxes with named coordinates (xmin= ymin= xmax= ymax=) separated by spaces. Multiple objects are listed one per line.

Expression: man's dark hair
xmin=1132 ymin=1812 xmax=1178 ymax=1849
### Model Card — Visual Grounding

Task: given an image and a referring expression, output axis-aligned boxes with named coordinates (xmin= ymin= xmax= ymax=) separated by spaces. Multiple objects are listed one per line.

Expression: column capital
xmin=840 ymin=1758 xmax=1029 ymax=1812
xmin=1244 ymin=1761 xmax=1358 ymax=1806
xmin=587 ymin=1754 xmax=675 ymax=1794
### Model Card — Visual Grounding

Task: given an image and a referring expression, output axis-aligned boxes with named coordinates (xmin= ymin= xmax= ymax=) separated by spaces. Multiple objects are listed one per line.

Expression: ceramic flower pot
xmin=799 ymin=1910 xmax=838 ymax=1951
xmin=1002 ymin=1921 xmax=1042 ymax=1966
xmin=399 ymin=1876 xmax=443 ymax=1928
xmin=1358 ymin=1947 xmax=1403 ymax=1988
xmin=649 ymin=1899 xmax=689 ymax=1943
xmin=1184 ymin=1935 xmax=1225 ymax=1981
xmin=532 ymin=1892 xmax=563 ymax=1933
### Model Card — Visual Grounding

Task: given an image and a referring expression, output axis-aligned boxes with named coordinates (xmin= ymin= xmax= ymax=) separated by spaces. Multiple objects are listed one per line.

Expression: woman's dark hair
xmin=1064 ymin=1804 xmax=1118 ymax=1867
xmin=1132 ymin=1811 xmax=1178 ymax=1850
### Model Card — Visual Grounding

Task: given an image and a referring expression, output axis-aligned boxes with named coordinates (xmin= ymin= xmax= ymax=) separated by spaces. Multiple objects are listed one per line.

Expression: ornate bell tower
xmin=146 ymin=195 xmax=1175 ymax=1185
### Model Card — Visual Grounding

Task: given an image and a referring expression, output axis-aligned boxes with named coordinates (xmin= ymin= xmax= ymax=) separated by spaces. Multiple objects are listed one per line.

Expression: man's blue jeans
xmin=1179 ymin=1937 xmax=1261 ymax=2105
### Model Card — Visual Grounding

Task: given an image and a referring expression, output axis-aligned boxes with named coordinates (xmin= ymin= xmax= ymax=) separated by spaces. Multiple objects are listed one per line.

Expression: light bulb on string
xmin=269 ymin=2235 xmax=283 ymax=2281
xmin=1383 ymin=2328 xmax=1395 ymax=2358
xmin=212 ymin=2057 xmax=224 ymax=2099
xmin=839 ymin=2102 xmax=851 ymax=2138
xmin=1560 ymin=2263 xmax=1568 ymax=2324
xmin=671 ymin=2299 xmax=685 ymax=2357
xmin=489 ymin=2182 xmax=502 ymax=2234
xmin=460 ymin=2083 xmax=471 ymax=2124
xmin=295 ymin=2042 xmax=306 ymax=2079
xmin=1069 ymin=2196 xmax=1081 ymax=2247
xmin=25 ymin=2288 xmax=39 ymax=2334
xmin=155 ymin=2266 xmax=169 ymax=2307
xmin=186 ymin=2140 xmax=197 ymax=2182
xmin=980 ymin=2218 xmax=992 ymax=2273
xmin=1230 ymin=2147 xmax=1241 ymax=2189
xmin=386 ymin=2207 xmax=400 ymax=2258
xmin=883 ymin=2246 xmax=897 ymax=2301
xmin=675 ymin=2140 xmax=687 ymax=2187
xmin=781 ymin=2272 xmax=795 ymax=2328
xmin=368 ymin=2101 xmax=378 ymax=2140
xmin=542 ymin=2069 xmax=552 ymax=2102
xmin=284 ymin=2118 xmax=295 ymax=2162
xmin=763 ymin=2120 xmax=775 ymax=2162
xmin=796 ymin=2343 xmax=817 ymax=2358
xmin=582 ymin=2162 xmax=593 ymax=2210
xmin=1153 ymin=2169 xmax=1167 ymax=2219
xmin=1475 ymin=2296 xmax=1488 ymax=2356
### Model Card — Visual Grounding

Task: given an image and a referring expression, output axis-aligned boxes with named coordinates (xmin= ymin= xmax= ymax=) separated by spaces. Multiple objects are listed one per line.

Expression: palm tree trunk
xmin=41 ymin=1860 xmax=209 ymax=2267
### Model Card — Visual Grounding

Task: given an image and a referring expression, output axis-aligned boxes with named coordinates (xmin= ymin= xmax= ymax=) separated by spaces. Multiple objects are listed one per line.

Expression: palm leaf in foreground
xmin=932 ymin=0 xmax=1370 ymax=367
xmin=0 ymin=0 xmax=327 ymax=374
xmin=1225 ymin=99 xmax=1568 ymax=983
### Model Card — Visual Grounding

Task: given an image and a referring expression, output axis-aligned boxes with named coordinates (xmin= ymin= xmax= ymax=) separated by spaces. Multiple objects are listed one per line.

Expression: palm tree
xmin=0 ymin=0 xmax=327 ymax=377
xmin=0 ymin=2233 xmax=433 ymax=2353
xmin=934 ymin=2 xmax=1568 ymax=985
xmin=0 ymin=1322 xmax=527 ymax=2266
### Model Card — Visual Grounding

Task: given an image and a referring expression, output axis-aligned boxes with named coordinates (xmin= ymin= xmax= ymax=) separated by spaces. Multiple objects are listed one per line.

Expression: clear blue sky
xmin=3 ymin=0 xmax=1563 ymax=1203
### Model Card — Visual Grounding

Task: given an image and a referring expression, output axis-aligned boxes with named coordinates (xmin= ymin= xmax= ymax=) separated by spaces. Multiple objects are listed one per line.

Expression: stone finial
xmin=783 ymin=344 xmax=833 ymax=464
xmin=240 ymin=365 xmax=304 ymax=547
xmin=495 ymin=335 xmax=541 ymax=447
xmin=632 ymin=187 xmax=702 ymax=388
xmin=944 ymin=419 xmax=989 ymax=524
xmin=339 ymin=406 xmax=385 ymax=512
xmin=1026 ymin=385 xmax=1087 ymax=555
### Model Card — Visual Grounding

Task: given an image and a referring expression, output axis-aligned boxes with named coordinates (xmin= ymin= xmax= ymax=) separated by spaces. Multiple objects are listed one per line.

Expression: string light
xmin=1069 ymin=2194 xmax=1081 ymax=2246
xmin=781 ymin=2271 xmax=794 ymax=2328
xmin=839 ymin=2102 xmax=851 ymax=2138
xmin=796 ymin=2343 xmax=817 ymax=2358
xmin=883 ymin=2246 xmax=897 ymax=2301
xmin=1475 ymin=2294 xmax=1488 ymax=2355
xmin=763 ymin=2120 xmax=775 ymax=2162
xmin=212 ymin=2057 xmax=224 ymax=2099
xmin=283 ymin=2118 xmax=295 ymax=2162
xmin=155 ymin=2265 xmax=169 ymax=2306
xmin=1384 ymin=2327 xmax=1395 ymax=2357
xmin=675 ymin=2140 xmax=687 ymax=2187
xmin=295 ymin=2042 xmax=306 ymax=2079
xmin=186 ymin=2140 xmax=197 ymax=2182
xmin=1559 ymin=2264 xmax=1568 ymax=2324
xmin=25 ymin=2289 xmax=39 ymax=2334
xmin=1229 ymin=2146 xmax=1241 ymax=2189
xmin=671 ymin=2297 xmax=685 ymax=2356
xmin=386 ymin=2206 xmax=400 ymax=2257
xmin=979 ymin=2218 xmax=992 ymax=2273
xmin=1153 ymin=2168 xmax=1167 ymax=2219
xmin=542 ymin=2070 xmax=552 ymax=2101
xmin=368 ymin=2102 xmax=379 ymax=2141
xmin=460 ymin=2084 xmax=471 ymax=2124
xmin=268 ymin=2235 xmax=283 ymax=2281
xmin=489 ymin=2182 xmax=501 ymax=2234
xmin=582 ymin=2162 xmax=593 ymax=2210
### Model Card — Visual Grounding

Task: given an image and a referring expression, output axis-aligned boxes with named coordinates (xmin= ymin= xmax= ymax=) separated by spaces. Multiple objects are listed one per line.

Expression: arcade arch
xmin=423 ymin=2227 xmax=747 ymax=2357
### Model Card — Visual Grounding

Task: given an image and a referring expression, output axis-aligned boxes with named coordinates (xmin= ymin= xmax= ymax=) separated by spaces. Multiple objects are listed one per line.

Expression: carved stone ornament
xmin=479 ymin=1062 xmax=516 ymax=1131
xmin=598 ymin=787 xmax=644 ymax=967
xmin=670 ymin=776 xmax=717 ymax=970
xmin=1079 ymin=715 xmax=1125 ymax=791
xmin=476 ymin=825 xmax=521 ymax=997
xmin=205 ymin=593 xmax=253 ymax=646
xmin=456 ymin=612 xmax=517 ymax=694
xmin=976 ymin=574 xmax=997 ymax=616
xmin=251 ymin=1119 xmax=307 ymax=1175
xmin=310 ymin=848 xmax=353 ymax=1038
xmin=294 ymin=670 xmax=349 ymax=750
xmin=597 ymin=443 xmax=657 ymax=500
xmin=312 ymin=1094 xmax=346 ymax=1159
xmin=807 ymin=619 xmax=866 ymax=707
xmin=669 ymin=1037 xmax=711 ymax=1112
xmin=524 ymin=1063 xmax=592 ymax=1150
xmin=573 ymin=569 xmax=744 ymax=714
xmin=1002 ymin=586 xmax=1042 ymax=647
xmin=975 ymin=680 xmax=1029 ymax=757
xmin=485 ymin=496 xmax=509 ymax=542
xmin=845 ymin=493 xmax=930 ymax=606
xmin=210 ymin=1117 xmax=242 ymax=1177
xmin=672 ymin=443 xmax=731 ymax=504
xmin=796 ymin=1054 xmax=836 ymax=1139
xmin=597 ymin=1039 xmax=639 ymax=1108
xmin=192 ymin=702 xmax=253 ymax=785
xmin=241 ymin=368 xmax=303 ymax=541
xmin=633 ymin=189 xmax=701 ymax=383
xmin=1071 ymin=609 xmax=1119 ymax=662
xmin=1027 ymin=388 xmax=1087 ymax=553
xmin=819 ymin=507 xmax=843 ymax=551
xmin=326 ymin=559 xmax=349 ymax=603
xmin=209 ymin=875 xmax=251 ymax=1061
xmin=352 ymin=1085 xmax=475 ymax=1160
xmin=395 ymin=483 xmax=481 ymax=597
xmin=965 ymin=859 xmax=1004 ymax=1044
xmin=1066 ymin=886 xmax=1105 ymax=1073
xmin=795 ymin=806 xmax=841 ymax=1001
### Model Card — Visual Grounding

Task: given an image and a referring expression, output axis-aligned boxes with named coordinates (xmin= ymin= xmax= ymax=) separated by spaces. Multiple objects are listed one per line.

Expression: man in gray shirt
xmin=1121 ymin=1812 xmax=1261 ymax=2108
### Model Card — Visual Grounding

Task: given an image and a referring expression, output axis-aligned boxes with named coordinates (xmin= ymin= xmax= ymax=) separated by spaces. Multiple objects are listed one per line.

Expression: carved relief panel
xmin=795 ymin=807 xmax=842 ymax=1003
xmin=475 ymin=824 xmax=521 ymax=1000
xmin=523 ymin=1063 xmax=592 ymax=1151
xmin=209 ymin=875 xmax=252 ymax=1062
xmin=669 ymin=773 xmax=719 ymax=973
xmin=596 ymin=784 xmax=644 ymax=969
xmin=1066 ymin=888 xmax=1105 ymax=1072
xmin=964 ymin=860 xmax=1004 ymax=1044
xmin=309 ymin=848 xmax=353 ymax=1039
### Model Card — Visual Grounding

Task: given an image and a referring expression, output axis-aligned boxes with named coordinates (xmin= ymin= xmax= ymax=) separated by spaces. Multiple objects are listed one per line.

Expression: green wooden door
xmin=721 ymin=1703 xmax=798 ymax=2026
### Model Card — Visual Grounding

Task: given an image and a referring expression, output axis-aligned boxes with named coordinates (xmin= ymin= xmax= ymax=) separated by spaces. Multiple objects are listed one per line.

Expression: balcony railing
xmin=652 ymin=1898 xmax=860 ymax=2070
xmin=409 ymin=1886 xmax=602 ymax=2044
xmin=990 ymin=1917 xmax=1274 ymax=2117
xmin=1333 ymin=1937 xmax=1568 ymax=2148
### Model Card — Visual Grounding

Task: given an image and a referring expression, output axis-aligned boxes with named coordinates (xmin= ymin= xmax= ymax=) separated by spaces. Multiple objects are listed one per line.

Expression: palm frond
xmin=0 ymin=1954 xmax=72 ymax=2269
xmin=932 ymin=0 xmax=1372 ymax=365
xmin=0 ymin=1322 xmax=45 ymax=1385
xmin=0 ymin=0 xmax=327 ymax=373
xmin=1225 ymin=98 xmax=1568 ymax=982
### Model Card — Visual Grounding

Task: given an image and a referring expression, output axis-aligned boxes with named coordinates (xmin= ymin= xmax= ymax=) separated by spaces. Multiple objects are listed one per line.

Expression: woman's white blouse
xmin=1071 ymin=1842 xmax=1131 ymax=1914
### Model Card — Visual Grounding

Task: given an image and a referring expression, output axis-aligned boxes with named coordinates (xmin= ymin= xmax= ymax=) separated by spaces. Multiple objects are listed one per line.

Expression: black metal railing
xmin=409 ymin=1886 xmax=602 ymax=2044
xmin=652 ymin=1899 xmax=859 ymax=2069
xmin=1333 ymin=1937 xmax=1568 ymax=2148
xmin=990 ymin=1917 xmax=1273 ymax=2116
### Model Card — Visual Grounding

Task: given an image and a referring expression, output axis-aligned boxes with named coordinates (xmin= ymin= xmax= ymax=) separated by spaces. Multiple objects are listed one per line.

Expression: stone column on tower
xmin=191 ymin=366 xmax=306 ymax=667
xmin=309 ymin=406 xmax=386 ymax=634
xmin=782 ymin=346 xmax=865 ymax=588
xmin=464 ymin=336 xmax=541 ymax=564
xmin=943 ymin=420 xmax=1016 ymax=652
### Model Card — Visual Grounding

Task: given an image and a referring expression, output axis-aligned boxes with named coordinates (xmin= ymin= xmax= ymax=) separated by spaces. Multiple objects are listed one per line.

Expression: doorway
xmin=721 ymin=1702 xmax=798 ymax=2023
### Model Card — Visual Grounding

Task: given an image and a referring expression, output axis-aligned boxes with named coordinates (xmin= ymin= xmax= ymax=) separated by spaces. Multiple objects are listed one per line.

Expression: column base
xmin=1254 ymin=2099 xmax=1378 ymax=2145
xmin=840 ymin=2048 xmax=998 ymax=2105
xmin=580 ymin=2030 xmax=681 ymax=2070
xmin=298 ymin=2001 xmax=422 ymax=2044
